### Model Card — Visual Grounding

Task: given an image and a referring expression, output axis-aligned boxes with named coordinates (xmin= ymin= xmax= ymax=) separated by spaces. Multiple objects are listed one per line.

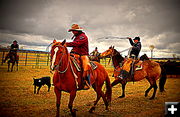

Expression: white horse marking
xmin=51 ymin=47 xmax=59 ymax=70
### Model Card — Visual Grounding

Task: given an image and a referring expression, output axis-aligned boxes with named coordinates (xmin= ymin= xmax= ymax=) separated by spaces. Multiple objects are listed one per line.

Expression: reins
xmin=55 ymin=45 xmax=70 ymax=73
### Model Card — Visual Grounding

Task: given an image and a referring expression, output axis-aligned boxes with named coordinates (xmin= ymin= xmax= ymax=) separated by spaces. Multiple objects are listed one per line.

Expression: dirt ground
xmin=0 ymin=65 xmax=179 ymax=117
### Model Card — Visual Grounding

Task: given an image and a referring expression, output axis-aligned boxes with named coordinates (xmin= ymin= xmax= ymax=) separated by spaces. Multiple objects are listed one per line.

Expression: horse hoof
xmin=149 ymin=97 xmax=154 ymax=100
xmin=89 ymin=107 xmax=95 ymax=113
xmin=105 ymin=107 xmax=109 ymax=111
xmin=118 ymin=95 xmax=125 ymax=98
xmin=71 ymin=109 xmax=77 ymax=117
xmin=73 ymin=109 xmax=78 ymax=112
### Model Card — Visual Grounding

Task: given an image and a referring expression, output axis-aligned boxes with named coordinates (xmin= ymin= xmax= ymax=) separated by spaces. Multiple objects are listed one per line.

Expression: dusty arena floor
xmin=0 ymin=66 xmax=179 ymax=117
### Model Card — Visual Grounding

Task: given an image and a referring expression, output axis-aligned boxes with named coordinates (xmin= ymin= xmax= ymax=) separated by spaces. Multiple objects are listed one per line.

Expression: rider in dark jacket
xmin=119 ymin=37 xmax=142 ymax=80
xmin=4 ymin=40 xmax=19 ymax=63
xmin=128 ymin=37 xmax=141 ymax=59
xmin=10 ymin=40 xmax=19 ymax=53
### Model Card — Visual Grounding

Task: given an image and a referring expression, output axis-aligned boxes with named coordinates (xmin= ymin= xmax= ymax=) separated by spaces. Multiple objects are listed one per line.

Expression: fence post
xmin=47 ymin=53 xmax=50 ymax=66
xmin=25 ymin=52 xmax=28 ymax=66
xmin=1 ymin=51 xmax=5 ymax=65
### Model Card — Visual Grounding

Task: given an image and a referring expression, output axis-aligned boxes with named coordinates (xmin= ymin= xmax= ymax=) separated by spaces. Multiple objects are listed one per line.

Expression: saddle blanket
xmin=71 ymin=57 xmax=98 ymax=71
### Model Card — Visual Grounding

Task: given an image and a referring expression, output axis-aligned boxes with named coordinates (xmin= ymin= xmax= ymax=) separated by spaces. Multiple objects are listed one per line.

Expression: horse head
xmin=100 ymin=46 xmax=115 ymax=58
xmin=50 ymin=39 xmax=67 ymax=71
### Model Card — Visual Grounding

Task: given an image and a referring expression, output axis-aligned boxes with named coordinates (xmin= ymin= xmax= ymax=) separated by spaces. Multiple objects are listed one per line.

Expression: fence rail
xmin=1 ymin=48 xmax=179 ymax=69
xmin=0 ymin=48 xmax=113 ymax=68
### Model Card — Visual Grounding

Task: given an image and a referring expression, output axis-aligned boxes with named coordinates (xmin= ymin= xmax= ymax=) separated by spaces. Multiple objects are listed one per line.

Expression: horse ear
xmin=112 ymin=46 xmax=114 ymax=49
xmin=61 ymin=39 xmax=66 ymax=46
xmin=53 ymin=39 xmax=57 ymax=43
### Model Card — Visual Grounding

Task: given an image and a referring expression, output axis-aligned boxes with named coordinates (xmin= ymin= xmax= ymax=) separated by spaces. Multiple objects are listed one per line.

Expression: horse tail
xmin=105 ymin=75 xmax=112 ymax=103
xmin=159 ymin=64 xmax=167 ymax=92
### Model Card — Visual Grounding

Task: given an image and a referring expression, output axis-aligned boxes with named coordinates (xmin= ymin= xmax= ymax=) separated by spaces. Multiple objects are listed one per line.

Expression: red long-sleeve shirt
xmin=66 ymin=32 xmax=89 ymax=55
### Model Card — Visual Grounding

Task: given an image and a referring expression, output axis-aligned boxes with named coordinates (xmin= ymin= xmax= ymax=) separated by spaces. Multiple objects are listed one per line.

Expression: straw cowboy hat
xmin=68 ymin=24 xmax=83 ymax=32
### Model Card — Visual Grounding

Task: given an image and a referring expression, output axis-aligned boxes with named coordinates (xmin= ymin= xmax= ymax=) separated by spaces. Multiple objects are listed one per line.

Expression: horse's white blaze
xmin=51 ymin=47 xmax=59 ymax=70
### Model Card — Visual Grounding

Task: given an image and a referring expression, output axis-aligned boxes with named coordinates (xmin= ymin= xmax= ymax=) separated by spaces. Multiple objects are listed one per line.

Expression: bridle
xmin=52 ymin=45 xmax=70 ymax=73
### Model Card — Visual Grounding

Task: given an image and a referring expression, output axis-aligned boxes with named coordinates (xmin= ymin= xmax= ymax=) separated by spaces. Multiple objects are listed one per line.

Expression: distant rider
xmin=4 ymin=40 xmax=19 ymax=63
xmin=90 ymin=47 xmax=100 ymax=57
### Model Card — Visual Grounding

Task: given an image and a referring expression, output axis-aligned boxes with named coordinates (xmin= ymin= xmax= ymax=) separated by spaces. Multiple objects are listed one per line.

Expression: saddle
xmin=70 ymin=54 xmax=98 ymax=89
xmin=70 ymin=54 xmax=98 ymax=71
xmin=121 ymin=58 xmax=143 ymax=80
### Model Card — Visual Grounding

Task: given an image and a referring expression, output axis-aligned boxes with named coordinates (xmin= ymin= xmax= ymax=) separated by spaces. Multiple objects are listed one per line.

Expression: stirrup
xmin=117 ymin=75 xmax=123 ymax=80
xmin=135 ymin=65 xmax=142 ymax=71
xmin=83 ymin=80 xmax=90 ymax=90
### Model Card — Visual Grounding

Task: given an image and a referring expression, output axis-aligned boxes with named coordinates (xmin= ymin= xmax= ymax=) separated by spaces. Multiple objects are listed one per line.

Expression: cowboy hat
xmin=68 ymin=24 xmax=83 ymax=32
xmin=133 ymin=37 xmax=140 ymax=41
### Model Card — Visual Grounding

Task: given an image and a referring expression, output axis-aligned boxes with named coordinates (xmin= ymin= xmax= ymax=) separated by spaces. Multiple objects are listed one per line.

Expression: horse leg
xmin=145 ymin=85 xmax=153 ymax=97
xmin=89 ymin=84 xmax=101 ymax=113
xmin=111 ymin=79 xmax=120 ymax=87
xmin=90 ymin=84 xmax=109 ymax=113
xmin=68 ymin=90 xmax=77 ymax=117
xmin=100 ymin=89 xmax=109 ymax=111
xmin=112 ymin=79 xmax=126 ymax=98
xmin=8 ymin=62 xmax=10 ymax=72
xmin=54 ymin=87 xmax=61 ymax=117
xmin=16 ymin=61 xmax=18 ymax=71
xmin=11 ymin=62 xmax=15 ymax=72
xmin=118 ymin=82 xmax=126 ymax=98
xmin=150 ymin=82 xmax=158 ymax=100
xmin=145 ymin=78 xmax=158 ymax=100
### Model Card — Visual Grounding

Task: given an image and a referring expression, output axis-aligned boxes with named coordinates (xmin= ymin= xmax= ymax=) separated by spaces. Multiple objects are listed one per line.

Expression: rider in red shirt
xmin=66 ymin=24 xmax=91 ymax=89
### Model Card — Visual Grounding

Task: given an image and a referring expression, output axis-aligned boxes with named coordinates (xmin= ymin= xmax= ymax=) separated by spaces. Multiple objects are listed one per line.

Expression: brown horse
xmin=3 ymin=51 xmax=19 ymax=72
xmin=101 ymin=46 xmax=167 ymax=100
xmin=50 ymin=40 xmax=112 ymax=117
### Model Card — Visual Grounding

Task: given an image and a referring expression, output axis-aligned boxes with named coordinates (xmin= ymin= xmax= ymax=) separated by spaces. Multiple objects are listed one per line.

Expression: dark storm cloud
xmin=0 ymin=0 xmax=180 ymax=57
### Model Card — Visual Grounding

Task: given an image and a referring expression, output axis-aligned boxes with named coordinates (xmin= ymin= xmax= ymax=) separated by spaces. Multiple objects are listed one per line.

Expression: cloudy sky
xmin=0 ymin=0 xmax=180 ymax=58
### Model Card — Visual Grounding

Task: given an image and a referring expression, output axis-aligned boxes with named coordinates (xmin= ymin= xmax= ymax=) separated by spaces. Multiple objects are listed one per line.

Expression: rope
xmin=69 ymin=59 xmax=79 ymax=89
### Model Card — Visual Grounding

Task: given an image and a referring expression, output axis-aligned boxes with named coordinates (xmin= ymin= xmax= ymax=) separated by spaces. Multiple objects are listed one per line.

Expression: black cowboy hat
xmin=13 ymin=40 xmax=18 ymax=43
xmin=133 ymin=37 xmax=140 ymax=41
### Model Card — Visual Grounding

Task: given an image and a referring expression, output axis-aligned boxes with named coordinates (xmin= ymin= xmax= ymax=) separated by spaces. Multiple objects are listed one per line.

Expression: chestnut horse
xmin=50 ymin=40 xmax=112 ymax=117
xmin=101 ymin=46 xmax=167 ymax=100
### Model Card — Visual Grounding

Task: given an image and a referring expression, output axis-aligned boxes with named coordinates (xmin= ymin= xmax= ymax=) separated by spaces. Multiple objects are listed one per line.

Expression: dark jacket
xmin=129 ymin=39 xmax=141 ymax=58
xmin=66 ymin=32 xmax=89 ymax=56
xmin=10 ymin=44 xmax=19 ymax=52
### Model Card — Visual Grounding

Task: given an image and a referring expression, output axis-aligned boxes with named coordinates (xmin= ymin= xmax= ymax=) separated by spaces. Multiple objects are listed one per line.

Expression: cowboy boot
xmin=83 ymin=74 xmax=91 ymax=90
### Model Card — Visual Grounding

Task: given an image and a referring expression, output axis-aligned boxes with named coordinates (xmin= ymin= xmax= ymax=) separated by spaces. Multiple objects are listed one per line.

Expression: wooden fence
xmin=0 ymin=48 xmax=113 ymax=68
xmin=1 ymin=48 xmax=179 ymax=70
xmin=0 ymin=48 xmax=50 ymax=68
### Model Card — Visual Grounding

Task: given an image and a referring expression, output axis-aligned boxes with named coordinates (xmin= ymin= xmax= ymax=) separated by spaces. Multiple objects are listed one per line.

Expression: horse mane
xmin=140 ymin=54 xmax=149 ymax=61
xmin=113 ymin=49 xmax=124 ymax=63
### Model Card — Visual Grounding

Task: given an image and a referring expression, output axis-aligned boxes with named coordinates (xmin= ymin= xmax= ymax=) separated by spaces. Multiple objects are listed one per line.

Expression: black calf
xmin=33 ymin=76 xmax=51 ymax=94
